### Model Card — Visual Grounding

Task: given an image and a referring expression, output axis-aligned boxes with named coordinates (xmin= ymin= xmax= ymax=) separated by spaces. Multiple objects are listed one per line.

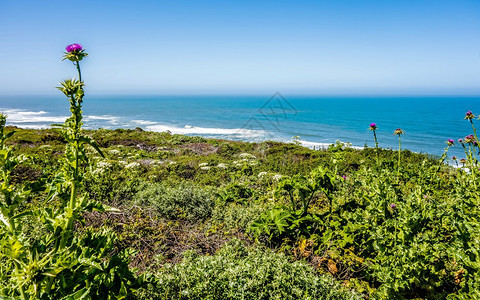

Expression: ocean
xmin=1 ymin=94 xmax=479 ymax=160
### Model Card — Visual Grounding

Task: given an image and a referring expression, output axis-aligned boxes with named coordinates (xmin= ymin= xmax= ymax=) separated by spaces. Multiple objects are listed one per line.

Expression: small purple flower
xmin=452 ymin=156 xmax=457 ymax=160
xmin=389 ymin=203 xmax=397 ymax=209
xmin=465 ymin=134 xmax=475 ymax=144
xmin=458 ymin=138 xmax=463 ymax=143
xmin=465 ymin=110 xmax=475 ymax=120
xmin=342 ymin=175 xmax=346 ymax=179
xmin=446 ymin=139 xmax=455 ymax=146
xmin=369 ymin=123 xmax=377 ymax=131
xmin=423 ymin=195 xmax=428 ymax=199
xmin=66 ymin=43 xmax=83 ymax=53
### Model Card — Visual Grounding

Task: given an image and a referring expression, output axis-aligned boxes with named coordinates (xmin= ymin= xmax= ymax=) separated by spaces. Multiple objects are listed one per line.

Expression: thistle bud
xmin=465 ymin=111 xmax=475 ymax=120
xmin=464 ymin=134 xmax=475 ymax=144
xmin=393 ymin=128 xmax=404 ymax=136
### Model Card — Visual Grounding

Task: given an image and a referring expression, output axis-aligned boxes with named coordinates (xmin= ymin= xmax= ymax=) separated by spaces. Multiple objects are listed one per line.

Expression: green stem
xmin=397 ymin=136 xmax=401 ymax=181
xmin=373 ymin=130 xmax=379 ymax=166
xmin=470 ymin=119 xmax=479 ymax=168
xmin=76 ymin=61 xmax=82 ymax=83
xmin=470 ymin=120 xmax=478 ymax=143
xmin=67 ymin=121 xmax=80 ymax=229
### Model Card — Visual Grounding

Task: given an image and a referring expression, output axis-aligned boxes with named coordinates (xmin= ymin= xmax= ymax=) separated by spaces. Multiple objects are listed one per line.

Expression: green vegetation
xmin=1 ymin=117 xmax=480 ymax=299
xmin=2 ymin=45 xmax=480 ymax=299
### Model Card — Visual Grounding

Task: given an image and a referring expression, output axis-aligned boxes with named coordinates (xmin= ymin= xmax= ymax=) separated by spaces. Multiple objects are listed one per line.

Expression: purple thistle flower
xmin=458 ymin=138 xmax=463 ymax=143
xmin=393 ymin=128 xmax=404 ymax=136
xmin=369 ymin=123 xmax=377 ymax=131
xmin=66 ymin=43 xmax=83 ymax=53
xmin=446 ymin=139 xmax=455 ymax=146
xmin=342 ymin=175 xmax=346 ymax=179
xmin=389 ymin=203 xmax=397 ymax=209
xmin=452 ymin=156 xmax=456 ymax=160
xmin=460 ymin=158 xmax=467 ymax=164
xmin=465 ymin=110 xmax=475 ymax=120
xmin=465 ymin=134 xmax=475 ymax=144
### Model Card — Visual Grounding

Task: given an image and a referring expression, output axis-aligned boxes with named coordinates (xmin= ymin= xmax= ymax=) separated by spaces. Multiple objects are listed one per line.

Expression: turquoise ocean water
xmin=1 ymin=94 xmax=479 ymax=160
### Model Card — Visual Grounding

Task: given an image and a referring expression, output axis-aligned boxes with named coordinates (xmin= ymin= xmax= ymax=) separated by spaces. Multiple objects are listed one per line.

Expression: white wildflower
xmin=239 ymin=153 xmax=256 ymax=159
xmin=96 ymin=161 xmax=112 ymax=169
xmin=199 ymin=162 xmax=209 ymax=167
xmin=272 ymin=174 xmax=283 ymax=181
xmin=258 ymin=172 xmax=268 ymax=178
xmin=125 ymin=162 xmax=141 ymax=169
xmin=200 ymin=166 xmax=211 ymax=171
xmin=217 ymin=163 xmax=228 ymax=169
xmin=150 ymin=160 xmax=163 ymax=166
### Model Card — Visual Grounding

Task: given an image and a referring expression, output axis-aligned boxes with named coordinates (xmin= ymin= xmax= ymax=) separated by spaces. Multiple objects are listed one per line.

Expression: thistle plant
xmin=0 ymin=44 xmax=142 ymax=299
xmin=462 ymin=111 xmax=479 ymax=168
xmin=59 ymin=44 xmax=85 ymax=229
xmin=394 ymin=128 xmax=404 ymax=180
xmin=465 ymin=111 xmax=479 ymax=142
xmin=440 ymin=139 xmax=455 ymax=163
xmin=369 ymin=123 xmax=379 ymax=165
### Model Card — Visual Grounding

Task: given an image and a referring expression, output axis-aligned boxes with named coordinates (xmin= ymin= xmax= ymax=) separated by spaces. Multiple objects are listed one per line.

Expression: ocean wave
xmin=131 ymin=119 xmax=157 ymax=125
xmin=85 ymin=115 xmax=120 ymax=125
xmin=145 ymin=124 xmax=267 ymax=138
xmin=1 ymin=108 xmax=67 ymax=124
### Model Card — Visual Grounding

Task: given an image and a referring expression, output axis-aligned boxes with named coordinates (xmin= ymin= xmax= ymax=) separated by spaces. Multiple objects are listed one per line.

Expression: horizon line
xmin=1 ymin=93 xmax=479 ymax=98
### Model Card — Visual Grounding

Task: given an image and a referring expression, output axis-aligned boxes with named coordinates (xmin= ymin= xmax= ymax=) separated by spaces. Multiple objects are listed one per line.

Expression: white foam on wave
xmin=145 ymin=124 xmax=267 ymax=138
xmin=1 ymin=108 xmax=67 ymax=125
xmin=131 ymin=119 xmax=157 ymax=125
xmin=85 ymin=115 xmax=120 ymax=125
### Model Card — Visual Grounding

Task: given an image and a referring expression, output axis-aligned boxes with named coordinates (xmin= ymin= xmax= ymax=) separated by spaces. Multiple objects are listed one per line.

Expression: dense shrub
xmin=211 ymin=202 xmax=268 ymax=232
xmin=141 ymin=239 xmax=360 ymax=300
xmin=134 ymin=182 xmax=215 ymax=220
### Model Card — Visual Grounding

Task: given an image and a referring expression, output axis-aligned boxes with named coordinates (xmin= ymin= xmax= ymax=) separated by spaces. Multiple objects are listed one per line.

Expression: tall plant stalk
xmin=369 ymin=123 xmax=379 ymax=166
xmin=394 ymin=128 xmax=404 ymax=181
xmin=57 ymin=43 xmax=101 ymax=246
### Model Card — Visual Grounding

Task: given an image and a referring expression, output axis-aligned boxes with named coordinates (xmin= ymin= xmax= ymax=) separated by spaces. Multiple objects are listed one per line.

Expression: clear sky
xmin=1 ymin=0 xmax=479 ymax=95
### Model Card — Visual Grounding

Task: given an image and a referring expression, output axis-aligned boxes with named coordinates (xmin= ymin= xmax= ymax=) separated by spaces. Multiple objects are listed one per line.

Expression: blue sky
xmin=1 ymin=0 xmax=479 ymax=95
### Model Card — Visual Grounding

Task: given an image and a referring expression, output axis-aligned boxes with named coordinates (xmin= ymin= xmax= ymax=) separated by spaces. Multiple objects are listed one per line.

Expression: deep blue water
xmin=1 ymin=94 xmax=479 ymax=160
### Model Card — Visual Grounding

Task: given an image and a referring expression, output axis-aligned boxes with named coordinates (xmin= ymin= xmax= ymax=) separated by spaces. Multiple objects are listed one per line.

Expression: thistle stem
xmin=397 ymin=136 xmax=401 ymax=181
xmin=76 ymin=61 xmax=82 ymax=83
xmin=470 ymin=120 xmax=478 ymax=143
xmin=373 ymin=130 xmax=379 ymax=166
